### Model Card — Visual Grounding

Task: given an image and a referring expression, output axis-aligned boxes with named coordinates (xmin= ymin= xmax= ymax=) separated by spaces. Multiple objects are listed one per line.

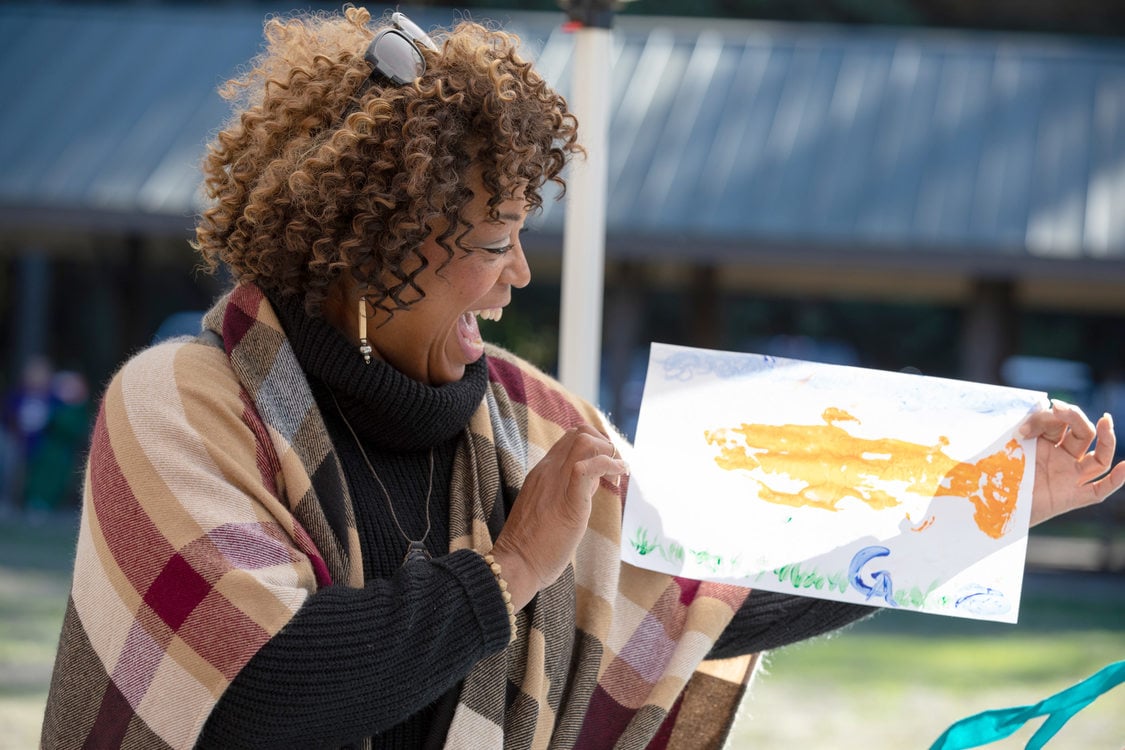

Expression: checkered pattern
xmin=42 ymin=284 xmax=758 ymax=749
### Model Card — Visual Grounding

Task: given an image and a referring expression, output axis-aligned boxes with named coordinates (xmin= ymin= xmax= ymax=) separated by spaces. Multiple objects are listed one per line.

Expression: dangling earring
xmin=358 ymin=296 xmax=373 ymax=365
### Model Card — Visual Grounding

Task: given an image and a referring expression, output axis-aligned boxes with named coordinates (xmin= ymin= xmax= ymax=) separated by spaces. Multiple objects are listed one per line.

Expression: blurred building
xmin=2 ymin=3 xmax=1124 ymax=428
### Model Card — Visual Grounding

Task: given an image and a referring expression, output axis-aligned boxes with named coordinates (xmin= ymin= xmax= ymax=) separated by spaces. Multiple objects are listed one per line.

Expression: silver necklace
xmin=329 ymin=391 xmax=434 ymax=565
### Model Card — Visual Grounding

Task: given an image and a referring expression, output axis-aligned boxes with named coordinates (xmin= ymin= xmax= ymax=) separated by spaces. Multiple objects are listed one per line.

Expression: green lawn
xmin=0 ymin=515 xmax=76 ymax=750
xmin=732 ymin=582 xmax=1125 ymax=749
xmin=2 ymin=515 xmax=1123 ymax=749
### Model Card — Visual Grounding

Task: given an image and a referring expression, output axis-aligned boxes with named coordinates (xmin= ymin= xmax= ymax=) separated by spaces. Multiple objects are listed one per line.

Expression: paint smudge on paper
xmin=954 ymin=585 xmax=1011 ymax=617
xmin=910 ymin=515 xmax=937 ymax=532
xmin=704 ymin=408 xmax=1026 ymax=539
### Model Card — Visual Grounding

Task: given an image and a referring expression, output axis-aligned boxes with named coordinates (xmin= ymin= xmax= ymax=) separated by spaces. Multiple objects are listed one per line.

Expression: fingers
xmin=495 ymin=423 xmax=630 ymax=601
xmin=1090 ymin=460 xmax=1125 ymax=502
xmin=558 ymin=424 xmax=628 ymax=478
xmin=1021 ymin=400 xmax=1096 ymax=455
xmin=1064 ymin=459 xmax=1125 ymax=518
xmin=1053 ymin=401 xmax=1097 ymax=456
xmin=1030 ymin=404 xmax=1120 ymax=484
xmin=1084 ymin=461 xmax=1125 ymax=501
xmin=1019 ymin=400 xmax=1071 ymax=442
xmin=1076 ymin=413 xmax=1117 ymax=479
xmin=525 ymin=425 xmax=627 ymax=528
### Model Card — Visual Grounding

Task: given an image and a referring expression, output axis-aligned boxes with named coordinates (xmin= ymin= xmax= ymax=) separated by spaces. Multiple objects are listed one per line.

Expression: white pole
xmin=559 ymin=25 xmax=612 ymax=405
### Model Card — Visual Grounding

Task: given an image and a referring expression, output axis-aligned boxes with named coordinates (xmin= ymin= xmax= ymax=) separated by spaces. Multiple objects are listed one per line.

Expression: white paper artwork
xmin=621 ymin=343 xmax=1048 ymax=623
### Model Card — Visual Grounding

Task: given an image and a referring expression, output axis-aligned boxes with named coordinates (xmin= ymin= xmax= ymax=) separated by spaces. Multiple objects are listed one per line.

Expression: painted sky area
xmin=621 ymin=343 xmax=1047 ymax=623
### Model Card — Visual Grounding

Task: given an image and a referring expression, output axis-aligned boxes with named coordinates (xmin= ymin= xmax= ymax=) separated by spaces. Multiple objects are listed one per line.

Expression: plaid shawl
xmin=42 ymin=283 xmax=758 ymax=750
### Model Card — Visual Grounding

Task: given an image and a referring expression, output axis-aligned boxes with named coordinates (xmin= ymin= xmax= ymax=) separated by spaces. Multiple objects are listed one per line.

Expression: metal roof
xmin=3 ymin=3 xmax=1125 ymax=262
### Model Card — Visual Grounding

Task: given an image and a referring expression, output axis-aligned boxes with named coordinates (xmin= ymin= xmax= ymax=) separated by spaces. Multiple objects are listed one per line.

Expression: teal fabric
xmin=929 ymin=660 xmax=1125 ymax=749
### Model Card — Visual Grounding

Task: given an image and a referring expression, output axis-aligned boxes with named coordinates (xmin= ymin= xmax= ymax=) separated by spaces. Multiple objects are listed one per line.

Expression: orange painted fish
xmin=704 ymin=408 xmax=1025 ymax=539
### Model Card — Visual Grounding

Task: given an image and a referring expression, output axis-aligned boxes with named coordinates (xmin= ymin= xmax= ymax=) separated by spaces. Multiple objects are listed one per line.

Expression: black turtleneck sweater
xmin=198 ymin=293 xmax=511 ymax=749
xmin=198 ymin=292 xmax=873 ymax=749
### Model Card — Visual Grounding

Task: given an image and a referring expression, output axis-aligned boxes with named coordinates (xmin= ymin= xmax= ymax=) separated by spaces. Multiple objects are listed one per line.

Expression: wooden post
xmin=960 ymin=278 xmax=1017 ymax=384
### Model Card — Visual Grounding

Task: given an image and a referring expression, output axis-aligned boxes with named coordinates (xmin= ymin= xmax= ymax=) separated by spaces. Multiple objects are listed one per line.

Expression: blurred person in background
xmin=22 ymin=370 xmax=90 ymax=517
xmin=0 ymin=385 xmax=13 ymax=517
xmin=40 ymin=7 xmax=1125 ymax=750
xmin=0 ymin=378 xmax=12 ymax=517
xmin=1 ymin=355 xmax=54 ymax=517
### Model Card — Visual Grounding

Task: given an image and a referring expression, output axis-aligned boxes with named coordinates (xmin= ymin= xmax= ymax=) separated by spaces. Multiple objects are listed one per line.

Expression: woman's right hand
xmin=489 ymin=424 xmax=628 ymax=611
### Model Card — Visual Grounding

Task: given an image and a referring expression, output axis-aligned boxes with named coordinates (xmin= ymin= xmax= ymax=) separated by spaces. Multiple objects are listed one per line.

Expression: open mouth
xmin=456 ymin=307 xmax=504 ymax=363
xmin=473 ymin=307 xmax=504 ymax=322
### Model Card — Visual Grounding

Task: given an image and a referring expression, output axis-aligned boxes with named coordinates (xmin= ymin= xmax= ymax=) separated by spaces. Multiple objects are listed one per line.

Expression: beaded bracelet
xmin=483 ymin=553 xmax=518 ymax=644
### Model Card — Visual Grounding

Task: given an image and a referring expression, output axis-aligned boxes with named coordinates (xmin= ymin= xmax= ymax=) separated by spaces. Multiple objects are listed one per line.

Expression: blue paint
xmin=954 ymin=585 xmax=1011 ymax=617
xmin=658 ymin=349 xmax=775 ymax=381
xmin=848 ymin=545 xmax=898 ymax=606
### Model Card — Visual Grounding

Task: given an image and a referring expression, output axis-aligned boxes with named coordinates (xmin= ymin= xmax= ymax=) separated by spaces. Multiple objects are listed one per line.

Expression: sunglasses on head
xmin=365 ymin=12 xmax=439 ymax=86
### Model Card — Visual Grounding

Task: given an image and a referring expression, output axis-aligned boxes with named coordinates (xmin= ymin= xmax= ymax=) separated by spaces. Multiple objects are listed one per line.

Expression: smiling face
xmin=327 ymin=171 xmax=531 ymax=385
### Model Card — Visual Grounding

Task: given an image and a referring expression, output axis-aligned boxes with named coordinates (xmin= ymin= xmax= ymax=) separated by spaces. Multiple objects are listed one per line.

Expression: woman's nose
xmin=505 ymin=242 xmax=531 ymax=288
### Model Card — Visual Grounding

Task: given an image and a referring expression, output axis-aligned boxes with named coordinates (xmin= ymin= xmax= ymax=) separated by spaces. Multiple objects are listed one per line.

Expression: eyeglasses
xmin=365 ymin=12 xmax=438 ymax=86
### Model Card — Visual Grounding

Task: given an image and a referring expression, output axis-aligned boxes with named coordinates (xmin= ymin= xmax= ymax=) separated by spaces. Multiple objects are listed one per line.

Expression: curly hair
xmin=193 ymin=6 xmax=581 ymax=316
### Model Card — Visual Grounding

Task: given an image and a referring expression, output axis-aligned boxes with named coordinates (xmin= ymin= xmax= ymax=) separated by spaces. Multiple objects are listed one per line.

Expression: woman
xmin=41 ymin=8 xmax=1124 ymax=750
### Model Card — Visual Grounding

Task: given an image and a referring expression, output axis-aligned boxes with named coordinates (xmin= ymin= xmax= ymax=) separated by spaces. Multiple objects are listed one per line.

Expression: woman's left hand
xmin=1020 ymin=400 xmax=1125 ymax=526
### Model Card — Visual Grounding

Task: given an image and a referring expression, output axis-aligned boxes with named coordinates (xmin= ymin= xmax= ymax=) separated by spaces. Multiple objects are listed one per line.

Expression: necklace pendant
xmin=403 ymin=540 xmax=431 ymax=564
